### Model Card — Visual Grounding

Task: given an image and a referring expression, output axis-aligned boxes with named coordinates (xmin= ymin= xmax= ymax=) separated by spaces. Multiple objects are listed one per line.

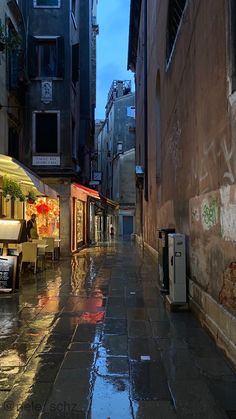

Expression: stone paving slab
xmin=128 ymin=337 xmax=161 ymax=362
xmin=99 ymin=334 xmax=128 ymax=357
xmin=90 ymin=376 xmax=132 ymax=419
xmin=132 ymin=400 xmax=177 ymax=418
xmin=130 ymin=361 xmax=171 ymax=401
xmin=95 ymin=356 xmax=129 ymax=377
xmin=62 ymin=351 xmax=95 ymax=370
xmin=169 ymin=379 xmax=229 ymax=419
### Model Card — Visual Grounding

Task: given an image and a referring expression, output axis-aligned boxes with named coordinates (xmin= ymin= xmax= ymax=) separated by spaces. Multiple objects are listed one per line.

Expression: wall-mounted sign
xmin=41 ymin=81 xmax=52 ymax=104
xmin=135 ymin=165 xmax=144 ymax=175
xmin=93 ymin=171 xmax=102 ymax=181
xmin=32 ymin=156 xmax=60 ymax=166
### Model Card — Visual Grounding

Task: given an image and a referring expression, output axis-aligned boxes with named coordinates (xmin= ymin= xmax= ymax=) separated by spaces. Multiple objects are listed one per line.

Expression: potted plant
xmin=2 ymin=177 xmax=25 ymax=201
xmin=26 ymin=190 xmax=37 ymax=204
xmin=18 ymin=191 xmax=26 ymax=202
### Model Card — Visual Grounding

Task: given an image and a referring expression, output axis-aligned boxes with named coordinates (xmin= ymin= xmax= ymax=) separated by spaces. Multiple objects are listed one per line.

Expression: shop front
xmin=0 ymin=155 xmax=58 ymax=291
xmin=71 ymin=183 xmax=119 ymax=251
xmin=0 ymin=155 xmax=58 ymax=222
xmin=71 ymin=183 xmax=100 ymax=252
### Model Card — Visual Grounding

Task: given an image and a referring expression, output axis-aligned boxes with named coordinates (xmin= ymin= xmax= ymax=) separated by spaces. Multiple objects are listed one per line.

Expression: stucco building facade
xmin=96 ymin=81 xmax=136 ymax=237
xmin=17 ymin=0 xmax=98 ymax=255
xmin=128 ymin=0 xmax=236 ymax=365
xmin=0 ymin=0 xmax=26 ymax=158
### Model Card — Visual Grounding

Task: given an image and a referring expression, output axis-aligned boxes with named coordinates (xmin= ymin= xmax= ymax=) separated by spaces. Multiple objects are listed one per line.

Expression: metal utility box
xmin=168 ymin=234 xmax=186 ymax=303
xmin=157 ymin=228 xmax=175 ymax=293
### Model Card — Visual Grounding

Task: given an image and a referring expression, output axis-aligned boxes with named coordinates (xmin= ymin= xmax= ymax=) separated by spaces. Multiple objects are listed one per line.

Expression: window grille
xmin=166 ymin=0 xmax=187 ymax=63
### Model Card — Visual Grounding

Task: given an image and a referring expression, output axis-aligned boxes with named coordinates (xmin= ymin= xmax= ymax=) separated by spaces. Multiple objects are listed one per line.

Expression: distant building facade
xmin=128 ymin=0 xmax=236 ymax=365
xmin=95 ymin=80 xmax=136 ymax=236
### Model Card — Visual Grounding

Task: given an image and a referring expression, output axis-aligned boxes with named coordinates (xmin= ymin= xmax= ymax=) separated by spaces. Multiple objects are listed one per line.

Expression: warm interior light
xmin=0 ymin=220 xmax=20 ymax=224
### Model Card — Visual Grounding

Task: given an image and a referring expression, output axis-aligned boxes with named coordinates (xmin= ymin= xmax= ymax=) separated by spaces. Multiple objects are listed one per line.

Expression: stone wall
xmin=133 ymin=0 xmax=236 ymax=365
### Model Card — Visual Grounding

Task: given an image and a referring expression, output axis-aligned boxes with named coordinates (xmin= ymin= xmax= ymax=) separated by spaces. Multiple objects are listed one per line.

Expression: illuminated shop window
xmin=26 ymin=198 xmax=60 ymax=238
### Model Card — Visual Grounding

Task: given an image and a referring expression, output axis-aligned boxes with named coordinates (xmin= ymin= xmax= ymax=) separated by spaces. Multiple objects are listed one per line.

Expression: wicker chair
xmin=20 ymin=242 xmax=38 ymax=274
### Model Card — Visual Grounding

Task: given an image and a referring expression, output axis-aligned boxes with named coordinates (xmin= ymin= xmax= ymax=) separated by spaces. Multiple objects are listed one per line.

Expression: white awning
xmin=0 ymin=155 xmax=58 ymax=198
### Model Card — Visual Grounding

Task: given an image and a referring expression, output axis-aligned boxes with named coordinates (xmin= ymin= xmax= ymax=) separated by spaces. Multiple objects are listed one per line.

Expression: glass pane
xmin=35 ymin=113 xmax=58 ymax=153
xmin=36 ymin=0 xmax=59 ymax=6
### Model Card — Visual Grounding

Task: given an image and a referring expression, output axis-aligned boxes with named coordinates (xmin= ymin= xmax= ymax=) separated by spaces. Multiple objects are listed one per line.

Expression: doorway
xmin=123 ymin=216 xmax=133 ymax=236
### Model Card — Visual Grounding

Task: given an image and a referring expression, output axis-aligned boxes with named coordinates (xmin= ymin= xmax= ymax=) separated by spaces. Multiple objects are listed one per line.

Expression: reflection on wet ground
xmin=0 ymin=240 xmax=235 ymax=418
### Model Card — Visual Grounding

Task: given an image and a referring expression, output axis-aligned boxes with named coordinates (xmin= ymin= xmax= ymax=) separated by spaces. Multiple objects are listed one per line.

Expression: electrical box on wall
xmin=168 ymin=234 xmax=186 ymax=303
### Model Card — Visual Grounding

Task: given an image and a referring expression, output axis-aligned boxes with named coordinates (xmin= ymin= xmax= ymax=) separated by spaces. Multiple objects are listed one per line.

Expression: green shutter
xmin=28 ymin=36 xmax=37 ymax=79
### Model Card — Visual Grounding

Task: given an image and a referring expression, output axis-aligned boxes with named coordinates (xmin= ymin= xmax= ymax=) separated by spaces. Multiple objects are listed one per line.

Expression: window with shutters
xmin=33 ymin=111 xmax=60 ymax=153
xmin=166 ymin=0 xmax=187 ymax=64
xmin=33 ymin=0 xmax=61 ymax=7
xmin=7 ymin=21 xmax=22 ymax=90
xmin=8 ymin=127 xmax=19 ymax=160
xmin=29 ymin=36 xmax=64 ymax=79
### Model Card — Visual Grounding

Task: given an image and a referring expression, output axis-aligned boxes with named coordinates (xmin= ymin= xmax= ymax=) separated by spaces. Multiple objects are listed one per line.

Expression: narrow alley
xmin=0 ymin=240 xmax=235 ymax=419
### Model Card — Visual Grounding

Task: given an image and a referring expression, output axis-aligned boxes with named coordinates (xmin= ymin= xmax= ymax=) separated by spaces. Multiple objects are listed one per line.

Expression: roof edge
xmin=127 ymin=0 xmax=142 ymax=71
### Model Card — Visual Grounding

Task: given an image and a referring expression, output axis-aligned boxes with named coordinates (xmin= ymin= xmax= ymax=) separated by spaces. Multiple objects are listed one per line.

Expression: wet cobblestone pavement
xmin=0 ymin=241 xmax=236 ymax=418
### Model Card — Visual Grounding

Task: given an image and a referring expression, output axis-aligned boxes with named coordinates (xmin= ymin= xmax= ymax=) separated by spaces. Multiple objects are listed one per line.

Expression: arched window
xmin=166 ymin=0 xmax=187 ymax=63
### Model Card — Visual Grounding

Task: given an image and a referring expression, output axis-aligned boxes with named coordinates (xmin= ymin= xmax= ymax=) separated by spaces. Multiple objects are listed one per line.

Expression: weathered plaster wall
xmin=134 ymin=0 xmax=236 ymax=364
xmin=190 ymin=185 xmax=236 ymax=312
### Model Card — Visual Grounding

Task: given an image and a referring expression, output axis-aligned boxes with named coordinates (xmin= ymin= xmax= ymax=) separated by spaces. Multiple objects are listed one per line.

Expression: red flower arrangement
xmin=36 ymin=202 xmax=50 ymax=215
xmin=39 ymin=225 xmax=49 ymax=235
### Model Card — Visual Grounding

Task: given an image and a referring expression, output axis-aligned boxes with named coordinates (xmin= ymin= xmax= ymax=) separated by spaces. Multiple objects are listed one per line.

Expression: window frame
xmin=33 ymin=0 xmax=61 ymax=8
xmin=31 ymin=36 xmax=64 ymax=80
xmin=32 ymin=110 xmax=60 ymax=154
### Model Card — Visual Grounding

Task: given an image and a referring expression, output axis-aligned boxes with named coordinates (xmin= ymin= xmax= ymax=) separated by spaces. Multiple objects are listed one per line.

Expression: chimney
xmin=116 ymin=81 xmax=124 ymax=98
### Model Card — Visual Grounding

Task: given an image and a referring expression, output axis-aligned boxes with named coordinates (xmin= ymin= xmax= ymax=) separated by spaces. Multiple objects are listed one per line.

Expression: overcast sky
xmin=96 ymin=0 xmax=133 ymax=120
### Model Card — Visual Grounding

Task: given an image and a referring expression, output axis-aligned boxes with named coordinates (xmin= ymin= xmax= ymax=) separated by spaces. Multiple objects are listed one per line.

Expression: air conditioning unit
xmin=168 ymin=234 xmax=186 ymax=303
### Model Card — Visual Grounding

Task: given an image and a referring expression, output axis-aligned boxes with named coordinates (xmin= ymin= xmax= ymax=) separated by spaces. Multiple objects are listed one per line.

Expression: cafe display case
xmin=0 ymin=219 xmax=27 ymax=292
